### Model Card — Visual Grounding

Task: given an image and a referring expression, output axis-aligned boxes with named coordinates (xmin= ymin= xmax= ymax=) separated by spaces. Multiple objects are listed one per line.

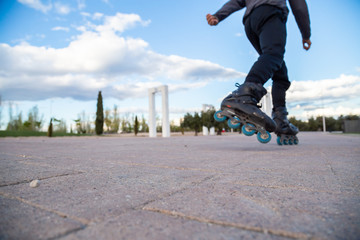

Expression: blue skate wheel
xmin=257 ymin=132 xmax=271 ymax=144
xmin=277 ymin=136 xmax=282 ymax=146
xmin=214 ymin=110 xmax=226 ymax=122
xmin=293 ymin=137 xmax=299 ymax=145
xmin=227 ymin=117 xmax=241 ymax=129
xmin=242 ymin=123 xmax=256 ymax=136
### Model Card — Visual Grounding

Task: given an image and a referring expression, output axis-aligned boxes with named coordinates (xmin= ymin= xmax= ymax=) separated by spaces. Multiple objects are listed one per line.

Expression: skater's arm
xmin=211 ymin=0 xmax=245 ymax=23
xmin=289 ymin=0 xmax=311 ymax=47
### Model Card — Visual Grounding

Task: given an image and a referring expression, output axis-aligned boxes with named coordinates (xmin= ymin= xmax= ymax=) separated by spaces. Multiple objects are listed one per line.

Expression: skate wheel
xmin=214 ymin=110 xmax=226 ymax=122
xmin=276 ymin=136 xmax=282 ymax=146
xmin=257 ymin=132 xmax=271 ymax=144
xmin=242 ymin=123 xmax=256 ymax=136
xmin=293 ymin=136 xmax=299 ymax=145
xmin=288 ymin=139 xmax=293 ymax=145
xmin=227 ymin=117 xmax=241 ymax=129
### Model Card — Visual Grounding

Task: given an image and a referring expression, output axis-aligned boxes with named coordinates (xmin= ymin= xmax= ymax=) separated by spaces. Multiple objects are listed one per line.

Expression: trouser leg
xmin=244 ymin=5 xmax=287 ymax=86
xmin=272 ymin=61 xmax=291 ymax=109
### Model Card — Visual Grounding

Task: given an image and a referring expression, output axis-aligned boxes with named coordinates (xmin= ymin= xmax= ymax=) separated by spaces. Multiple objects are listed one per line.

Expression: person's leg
xmin=244 ymin=5 xmax=287 ymax=85
xmin=271 ymin=61 xmax=291 ymax=109
xmin=271 ymin=62 xmax=299 ymax=144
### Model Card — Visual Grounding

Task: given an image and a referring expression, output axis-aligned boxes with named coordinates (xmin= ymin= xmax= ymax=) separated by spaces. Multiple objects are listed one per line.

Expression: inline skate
xmin=214 ymin=82 xmax=276 ymax=144
xmin=272 ymin=107 xmax=299 ymax=145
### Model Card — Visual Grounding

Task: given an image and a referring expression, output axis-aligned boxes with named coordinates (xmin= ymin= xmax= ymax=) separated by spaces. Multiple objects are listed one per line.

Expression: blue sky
xmin=1 ymin=0 xmax=360 ymax=130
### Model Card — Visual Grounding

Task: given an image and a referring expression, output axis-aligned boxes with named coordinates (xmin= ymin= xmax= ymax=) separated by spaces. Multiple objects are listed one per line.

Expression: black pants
xmin=244 ymin=5 xmax=290 ymax=109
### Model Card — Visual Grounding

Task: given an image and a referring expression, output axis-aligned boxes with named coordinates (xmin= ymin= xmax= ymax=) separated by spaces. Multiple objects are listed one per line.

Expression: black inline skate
xmin=272 ymin=107 xmax=299 ymax=145
xmin=214 ymin=82 xmax=276 ymax=144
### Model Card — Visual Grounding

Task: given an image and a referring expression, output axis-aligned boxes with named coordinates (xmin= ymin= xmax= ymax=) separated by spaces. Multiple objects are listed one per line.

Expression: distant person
xmin=207 ymin=0 xmax=311 ymax=145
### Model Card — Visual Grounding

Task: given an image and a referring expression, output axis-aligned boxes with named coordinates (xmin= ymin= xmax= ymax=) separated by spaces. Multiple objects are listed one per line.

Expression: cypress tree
xmin=134 ymin=115 xmax=139 ymax=136
xmin=95 ymin=91 xmax=104 ymax=135
xmin=47 ymin=118 xmax=53 ymax=137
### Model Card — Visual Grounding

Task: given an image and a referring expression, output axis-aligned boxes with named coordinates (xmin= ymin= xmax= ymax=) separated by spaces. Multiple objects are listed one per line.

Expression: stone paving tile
xmin=60 ymin=210 xmax=289 ymax=240
xmin=0 ymin=158 xmax=82 ymax=187
xmin=0 ymin=194 xmax=84 ymax=240
xmin=143 ymin=176 xmax=359 ymax=239
xmin=0 ymin=165 xmax=214 ymax=223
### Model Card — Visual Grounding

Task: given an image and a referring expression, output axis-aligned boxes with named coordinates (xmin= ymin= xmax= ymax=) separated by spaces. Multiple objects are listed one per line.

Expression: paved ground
xmin=0 ymin=132 xmax=359 ymax=240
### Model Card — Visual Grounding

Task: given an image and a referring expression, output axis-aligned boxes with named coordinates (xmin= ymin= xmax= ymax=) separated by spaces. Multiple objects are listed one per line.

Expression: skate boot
xmin=272 ymin=107 xmax=299 ymax=145
xmin=214 ymin=82 xmax=276 ymax=144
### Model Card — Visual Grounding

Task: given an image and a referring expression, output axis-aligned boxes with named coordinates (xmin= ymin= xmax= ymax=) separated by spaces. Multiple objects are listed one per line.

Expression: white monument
xmin=202 ymin=104 xmax=215 ymax=136
xmin=260 ymin=87 xmax=272 ymax=117
xmin=148 ymin=85 xmax=170 ymax=138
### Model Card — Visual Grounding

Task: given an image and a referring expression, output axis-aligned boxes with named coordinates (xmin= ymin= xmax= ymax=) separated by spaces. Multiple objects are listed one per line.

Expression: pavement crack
xmin=0 ymin=191 xmax=91 ymax=225
xmin=233 ymin=181 xmax=342 ymax=194
xmin=142 ymin=207 xmax=312 ymax=240
xmin=136 ymin=175 xmax=217 ymax=211
xmin=0 ymin=171 xmax=85 ymax=188
xmin=320 ymin=151 xmax=337 ymax=176
xmin=47 ymin=225 xmax=88 ymax=240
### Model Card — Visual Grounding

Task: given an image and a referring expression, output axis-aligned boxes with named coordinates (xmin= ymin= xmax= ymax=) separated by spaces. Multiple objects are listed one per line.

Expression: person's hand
xmin=206 ymin=14 xmax=219 ymax=26
xmin=303 ymin=39 xmax=312 ymax=50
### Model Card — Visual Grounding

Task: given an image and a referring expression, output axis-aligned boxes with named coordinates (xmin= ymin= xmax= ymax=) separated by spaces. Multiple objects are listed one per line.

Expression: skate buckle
xmin=228 ymin=110 xmax=235 ymax=115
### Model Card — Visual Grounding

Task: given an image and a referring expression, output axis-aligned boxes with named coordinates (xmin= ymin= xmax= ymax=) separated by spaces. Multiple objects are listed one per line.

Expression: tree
xmin=47 ymin=118 xmax=53 ymax=137
xmin=202 ymin=108 xmax=227 ymax=135
xmin=201 ymin=108 xmax=215 ymax=130
xmin=6 ymin=104 xmax=43 ymax=131
xmin=6 ymin=102 xmax=22 ymax=131
xmin=140 ymin=115 xmax=148 ymax=133
xmin=74 ymin=111 xmax=88 ymax=134
xmin=47 ymin=118 xmax=65 ymax=137
xmin=51 ymin=118 xmax=66 ymax=133
xmin=182 ymin=112 xmax=202 ymax=136
xmin=120 ymin=113 xmax=132 ymax=133
xmin=7 ymin=112 xmax=23 ymax=131
xmin=23 ymin=106 xmax=43 ymax=131
xmin=95 ymin=91 xmax=104 ymax=135
xmin=104 ymin=109 xmax=112 ymax=133
xmin=111 ymin=105 xmax=120 ymax=133
xmin=134 ymin=116 xmax=139 ymax=136
xmin=289 ymin=117 xmax=309 ymax=131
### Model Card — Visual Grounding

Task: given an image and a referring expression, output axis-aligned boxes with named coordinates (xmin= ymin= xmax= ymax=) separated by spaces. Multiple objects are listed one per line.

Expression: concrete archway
xmin=148 ymin=85 xmax=170 ymax=137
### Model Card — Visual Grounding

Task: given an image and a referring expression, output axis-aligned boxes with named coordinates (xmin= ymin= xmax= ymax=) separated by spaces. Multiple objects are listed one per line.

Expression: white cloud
xmin=287 ymin=75 xmax=360 ymax=103
xmin=17 ymin=0 xmax=52 ymax=13
xmin=80 ymin=12 xmax=91 ymax=17
xmin=17 ymin=0 xmax=71 ymax=15
xmin=284 ymin=75 xmax=360 ymax=118
xmin=295 ymin=106 xmax=360 ymax=119
xmin=93 ymin=12 xmax=104 ymax=20
xmin=95 ymin=13 xmax=151 ymax=33
xmin=52 ymin=26 xmax=70 ymax=32
xmin=54 ymin=2 xmax=71 ymax=15
xmin=0 ymin=12 xmax=245 ymax=101
xmin=77 ymin=0 xmax=86 ymax=10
